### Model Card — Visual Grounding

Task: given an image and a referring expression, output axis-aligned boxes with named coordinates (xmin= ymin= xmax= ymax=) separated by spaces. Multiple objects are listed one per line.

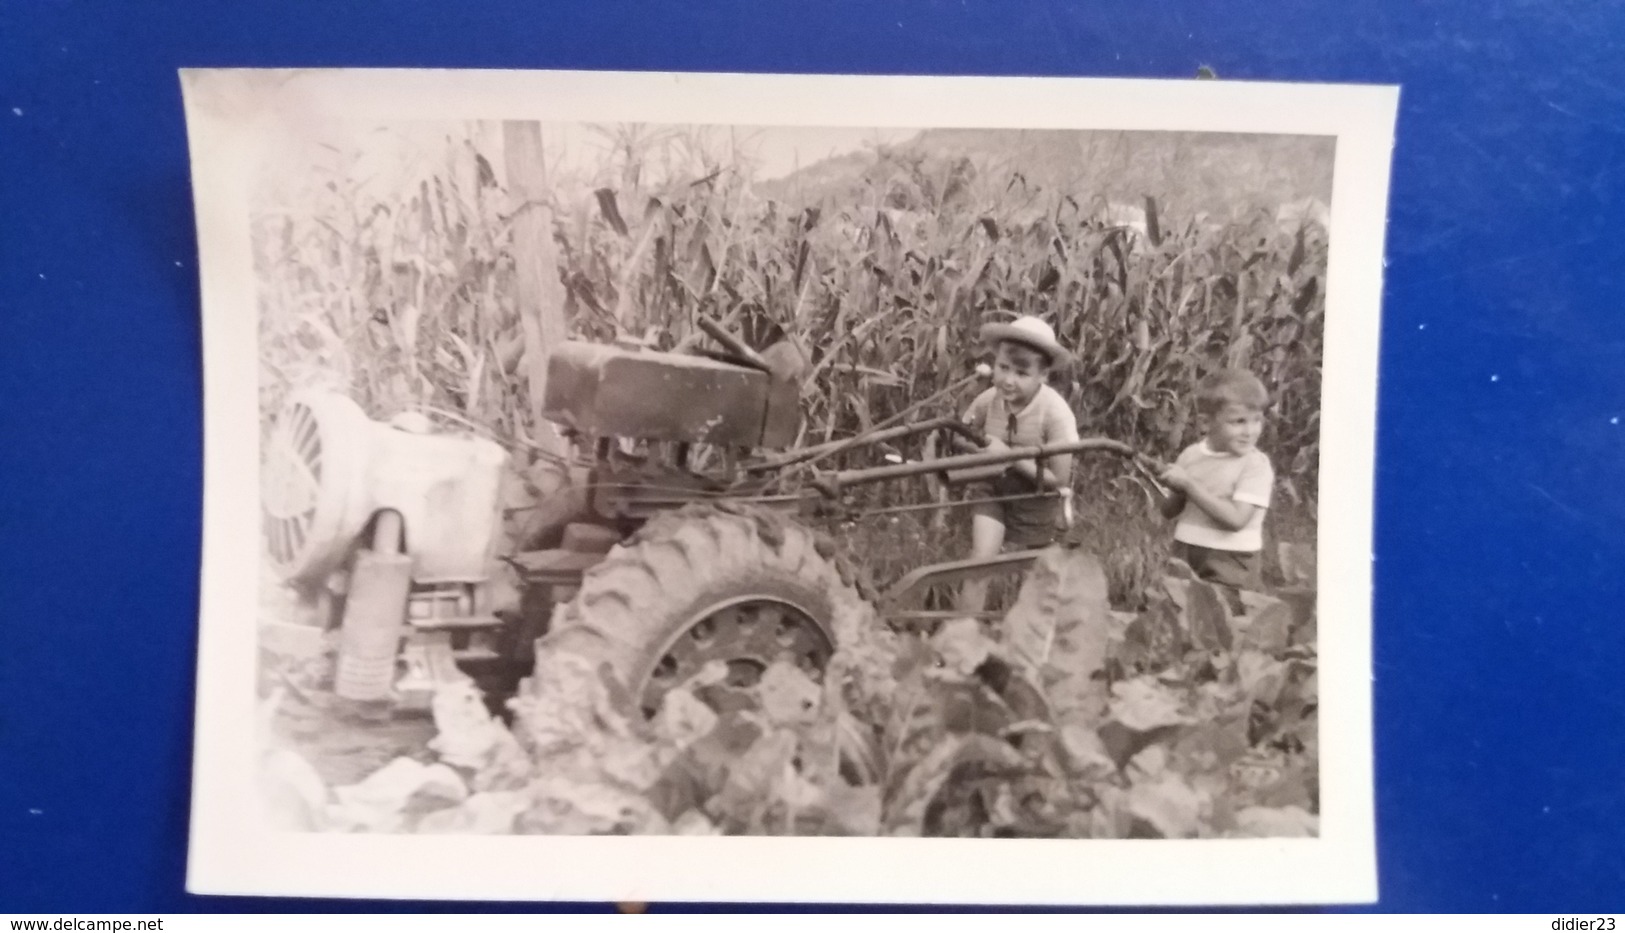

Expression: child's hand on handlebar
xmin=1159 ymin=463 xmax=1193 ymax=492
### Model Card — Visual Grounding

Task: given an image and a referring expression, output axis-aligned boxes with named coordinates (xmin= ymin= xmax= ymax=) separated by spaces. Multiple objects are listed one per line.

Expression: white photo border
xmin=182 ymin=68 xmax=1396 ymax=906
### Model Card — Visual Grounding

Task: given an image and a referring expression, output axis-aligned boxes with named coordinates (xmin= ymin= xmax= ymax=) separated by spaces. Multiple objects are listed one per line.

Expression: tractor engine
xmin=521 ymin=338 xmax=802 ymax=534
xmin=541 ymin=339 xmax=801 ymax=449
xmin=261 ymin=390 xmax=508 ymax=703
xmin=259 ymin=335 xmax=809 ymax=710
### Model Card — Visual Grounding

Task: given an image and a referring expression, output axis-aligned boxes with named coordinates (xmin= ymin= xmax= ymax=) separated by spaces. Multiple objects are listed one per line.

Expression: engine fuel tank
xmin=541 ymin=341 xmax=798 ymax=448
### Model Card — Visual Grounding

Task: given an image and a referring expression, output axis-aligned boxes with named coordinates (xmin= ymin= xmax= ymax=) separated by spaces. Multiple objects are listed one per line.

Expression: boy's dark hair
xmin=1195 ymin=368 xmax=1269 ymax=416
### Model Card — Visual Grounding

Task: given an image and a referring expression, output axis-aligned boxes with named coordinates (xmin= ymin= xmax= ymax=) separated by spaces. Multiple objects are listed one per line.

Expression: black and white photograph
xmin=183 ymin=69 xmax=1394 ymax=905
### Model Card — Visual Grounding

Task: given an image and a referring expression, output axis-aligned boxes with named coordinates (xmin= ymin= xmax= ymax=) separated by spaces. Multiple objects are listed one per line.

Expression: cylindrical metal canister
xmin=334 ymin=512 xmax=411 ymax=701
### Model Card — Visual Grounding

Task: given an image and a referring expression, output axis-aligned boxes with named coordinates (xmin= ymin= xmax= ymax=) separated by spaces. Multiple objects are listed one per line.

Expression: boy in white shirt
xmin=955 ymin=315 xmax=1081 ymax=614
xmin=1157 ymin=368 xmax=1275 ymax=592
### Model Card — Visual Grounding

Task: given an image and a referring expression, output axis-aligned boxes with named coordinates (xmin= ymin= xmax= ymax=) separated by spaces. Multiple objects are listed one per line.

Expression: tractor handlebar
xmin=810 ymin=435 xmax=1140 ymax=497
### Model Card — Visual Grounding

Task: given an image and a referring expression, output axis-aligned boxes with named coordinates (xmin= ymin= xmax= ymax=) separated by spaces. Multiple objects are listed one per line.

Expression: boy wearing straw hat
xmin=955 ymin=315 xmax=1081 ymax=615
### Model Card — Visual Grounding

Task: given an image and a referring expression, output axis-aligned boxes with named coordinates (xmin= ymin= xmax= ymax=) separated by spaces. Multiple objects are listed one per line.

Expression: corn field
xmin=253 ymin=123 xmax=1324 ymax=603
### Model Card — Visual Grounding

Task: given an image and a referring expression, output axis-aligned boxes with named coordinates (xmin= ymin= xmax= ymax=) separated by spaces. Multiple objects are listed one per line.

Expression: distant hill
xmin=755 ymin=128 xmax=1334 ymax=222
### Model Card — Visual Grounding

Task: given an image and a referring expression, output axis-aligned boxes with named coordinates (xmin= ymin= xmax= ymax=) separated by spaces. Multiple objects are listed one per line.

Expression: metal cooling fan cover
xmin=262 ymin=390 xmax=370 ymax=585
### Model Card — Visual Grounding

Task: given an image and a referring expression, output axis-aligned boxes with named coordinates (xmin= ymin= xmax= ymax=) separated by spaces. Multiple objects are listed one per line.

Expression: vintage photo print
xmin=182 ymin=69 xmax=1395 ymax=905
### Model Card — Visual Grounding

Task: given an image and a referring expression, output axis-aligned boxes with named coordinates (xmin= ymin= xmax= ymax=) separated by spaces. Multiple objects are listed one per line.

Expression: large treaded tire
xmin=540 ymin=503 xmax=862 ymax=715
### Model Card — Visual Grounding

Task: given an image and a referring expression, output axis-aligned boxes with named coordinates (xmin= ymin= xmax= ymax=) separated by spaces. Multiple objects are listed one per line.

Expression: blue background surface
xmin=2 ymin=0 xmax=1622 ymax=913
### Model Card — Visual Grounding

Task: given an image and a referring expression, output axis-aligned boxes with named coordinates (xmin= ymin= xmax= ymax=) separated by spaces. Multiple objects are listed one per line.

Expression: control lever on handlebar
xmin=695 ymin=316 xmax=772 ymax=373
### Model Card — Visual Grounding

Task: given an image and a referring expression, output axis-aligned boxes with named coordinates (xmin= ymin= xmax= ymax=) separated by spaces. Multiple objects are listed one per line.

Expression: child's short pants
xmin=1174 ymin=542 xmax=1261 ymax=591
xmin=970 ymin=475 xmax=1060 ymax=549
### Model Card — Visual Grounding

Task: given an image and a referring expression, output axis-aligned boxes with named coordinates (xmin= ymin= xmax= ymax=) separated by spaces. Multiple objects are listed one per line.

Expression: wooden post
xmin=503 ymin=121 xmax=569 ymax=461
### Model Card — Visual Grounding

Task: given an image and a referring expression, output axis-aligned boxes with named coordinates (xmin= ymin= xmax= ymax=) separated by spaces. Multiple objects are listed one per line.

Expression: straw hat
xmin=979 ymin=315 xmax=1071 ymax=365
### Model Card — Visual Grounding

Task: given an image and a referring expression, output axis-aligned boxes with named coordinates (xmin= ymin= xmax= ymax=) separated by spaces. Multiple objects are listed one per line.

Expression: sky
xmin=537 ymin=123 xmax=918 ymax=181
xmin=255 ymin=121 xmax=922 ymax=211
xmin=745 ymin=126 xmax=918 ymax=179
